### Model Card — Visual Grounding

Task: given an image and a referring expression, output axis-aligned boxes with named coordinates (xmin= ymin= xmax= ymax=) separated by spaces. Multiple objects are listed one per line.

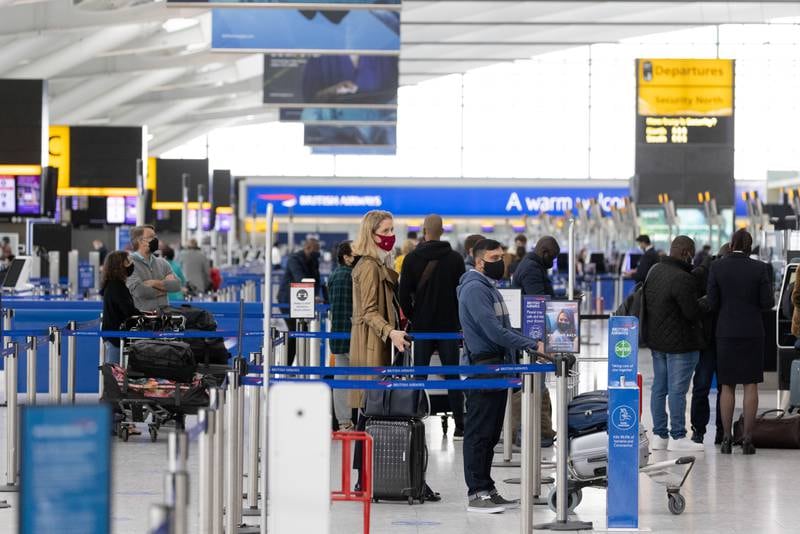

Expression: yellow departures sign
xmin=637 ymin=59 xmax=734 ymax=117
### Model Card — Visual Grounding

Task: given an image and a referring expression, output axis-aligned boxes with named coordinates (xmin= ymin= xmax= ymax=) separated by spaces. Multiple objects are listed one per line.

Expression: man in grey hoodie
xmin=127 ymin=225 xmax=181 ymax=311
xmin=457 ymin=238 xmax=538 ymax=514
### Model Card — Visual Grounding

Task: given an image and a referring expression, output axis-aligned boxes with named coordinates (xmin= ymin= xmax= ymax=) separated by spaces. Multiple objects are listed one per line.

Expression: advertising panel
xmin=544 ymin=300 xmax=580 ymax=354
xmin=247 ymin=183 xmax=629 ymax=217
xmin=170 ymin=0 xmax=400 ymax=8
xmin=280 ymin=107 xmax=397 ymax=123
xmin=212 ymin=9 xmax=400 ymax=54
xmin=304 ymin=124 xmax=395 ymax=146
xmin=264 ymin=54 xmax=398 ymax=106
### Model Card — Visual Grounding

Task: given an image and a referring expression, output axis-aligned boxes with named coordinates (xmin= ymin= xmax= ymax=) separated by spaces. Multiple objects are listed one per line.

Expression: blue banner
xmin=247 ymin=184 xmax=630 ymax=217
xmin=522 ymin=295 xmax=548 ymax=343
xmin=281 ymin=107 xmax=397 ymax=123
xmin=310 ymin=146 xmax=396 ymax=155
xmin=212 ymin=9 xmax=400 ymax=53
xmin=20 ymin=405 xmax=112 ymax=534
xmin=608 ymin=315 xmax=638 ymax=386
xmin=607 ymin=387 xmax=640 ymax=529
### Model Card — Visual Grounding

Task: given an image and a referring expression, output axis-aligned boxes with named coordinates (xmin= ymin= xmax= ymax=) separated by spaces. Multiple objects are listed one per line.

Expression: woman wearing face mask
xmin=349 ymin=210 xmax=409 ymax=404
xmin=101 ymin=251 xmax=142 ymax=365
xmin=547 ymin=308 xmax=578 ymax=353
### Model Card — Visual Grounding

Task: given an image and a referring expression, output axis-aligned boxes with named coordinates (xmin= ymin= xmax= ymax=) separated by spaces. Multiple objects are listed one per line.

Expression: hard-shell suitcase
xmin=364 ymin=418 xmax=427 ymax=504
xmin=790 ymin=359 xmax=800 ymax=412
xmin=570 ymin=428 xmax=650 ymax=479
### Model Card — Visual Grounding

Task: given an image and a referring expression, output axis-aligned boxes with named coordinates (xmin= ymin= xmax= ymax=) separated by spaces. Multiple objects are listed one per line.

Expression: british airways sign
xmin=247 ymin=184 xmax=629 ymax=217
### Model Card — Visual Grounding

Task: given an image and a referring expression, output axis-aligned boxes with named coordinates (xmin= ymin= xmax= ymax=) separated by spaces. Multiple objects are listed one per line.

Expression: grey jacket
xmin=127 ymin=253 xmax=180 ymax=311
xmin=181 ymin=248 xmax=211 ymax=293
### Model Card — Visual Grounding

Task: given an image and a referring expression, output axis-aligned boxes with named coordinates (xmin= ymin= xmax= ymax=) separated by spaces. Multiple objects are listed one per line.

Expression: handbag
xmin=363 ymin=343 xmax=429 ymax=419
xmin=733 ymin=409 xmax=800 ymax=449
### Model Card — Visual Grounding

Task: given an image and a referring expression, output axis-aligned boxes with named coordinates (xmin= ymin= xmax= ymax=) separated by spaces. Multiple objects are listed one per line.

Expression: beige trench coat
xmin=349 ymin=255 xmax=399 ymax=407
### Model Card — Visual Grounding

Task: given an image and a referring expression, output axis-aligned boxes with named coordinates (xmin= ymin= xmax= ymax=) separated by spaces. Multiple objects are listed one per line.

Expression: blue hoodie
xmin=457 ymin=269 xmax=537 ymax=364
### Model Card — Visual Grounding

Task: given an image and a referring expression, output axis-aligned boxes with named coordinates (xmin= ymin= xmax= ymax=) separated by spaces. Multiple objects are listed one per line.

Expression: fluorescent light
xmin=162 ymin=18 xmax=199 ymax=33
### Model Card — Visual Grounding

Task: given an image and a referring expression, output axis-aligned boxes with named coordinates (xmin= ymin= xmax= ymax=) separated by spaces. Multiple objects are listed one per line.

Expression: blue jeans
xmin=104 ymin=341 xmax=121 ymax=365
xmin=651 ymin=350 xmax=699 ymax=440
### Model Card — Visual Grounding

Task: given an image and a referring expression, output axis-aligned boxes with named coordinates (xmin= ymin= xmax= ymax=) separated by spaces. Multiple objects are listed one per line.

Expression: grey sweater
xmin=127 ymin=253 xmax=180 ymax=311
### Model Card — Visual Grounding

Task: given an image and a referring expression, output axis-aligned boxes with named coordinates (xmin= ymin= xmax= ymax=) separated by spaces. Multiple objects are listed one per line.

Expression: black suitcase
xmin=186 ymin=337 xmax=231 ymax=365
xmin=128 ymin=340 xmax=196 ymax=382
xmin=365 ymin=418 xmax=427 ymax=504
xmin=162 ymin=305 xmax=217 ymax=331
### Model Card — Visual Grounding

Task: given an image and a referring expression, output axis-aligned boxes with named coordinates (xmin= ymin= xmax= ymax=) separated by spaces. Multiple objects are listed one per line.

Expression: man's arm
xmin=397 ymin=255 xmax=416 ymax=320
xmin=160 ymin=260 xmax=181 ymax=292
xmin=467 ymin=285 xmax=536 ymax=351
xmin=674 ymin=274 xmax=701 ymax=321
xmin=127 ymin=271 xmax=161 ymax=300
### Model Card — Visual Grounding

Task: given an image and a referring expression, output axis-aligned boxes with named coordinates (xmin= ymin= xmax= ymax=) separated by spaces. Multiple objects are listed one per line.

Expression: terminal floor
xmin=0 ymin=335 xmax=798 ymax=532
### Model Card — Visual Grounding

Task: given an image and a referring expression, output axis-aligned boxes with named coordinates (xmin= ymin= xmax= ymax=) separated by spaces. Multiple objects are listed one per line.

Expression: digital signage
xmin=0 ymin=79 xmax=47 ymax=167
xmin=634 ymin=59 xmax=735 ymax=206
xmin=170 ymin=0 xmax=399 ymax=7
xmin=153 ymin=158 xmax=210 ymax=210
xmin=246 ymin=184 xmax=630 ymax=217
xmin=264 ymin=54 xmax=398 ymax=107
xmin=281 ymin=107 xmax=397 ymax=123
xmin=212 ymin=8 xmax=400 ymax=54
xmin=304 ymin=124 xmax=395 ymax=146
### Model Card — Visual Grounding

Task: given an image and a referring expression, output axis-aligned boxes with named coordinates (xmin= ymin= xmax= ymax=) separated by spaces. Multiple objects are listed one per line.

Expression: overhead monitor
xmin=280 ymin=107 xmax=397 ymax=123
xmin=170 ymin=0 xmax=400 ymax=7
xmin=153 ymin=158 xmax=210 ymax=210
xmin=2 ymin=256 xmax=33 ymax=291
xmin=0 ymin=80 xmax=47 ymax=166
xmin=304 ymin=124 xmax=395 ymax=146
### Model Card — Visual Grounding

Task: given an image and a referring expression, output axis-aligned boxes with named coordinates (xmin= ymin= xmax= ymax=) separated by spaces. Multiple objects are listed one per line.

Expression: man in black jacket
xmin=512 ymin=236 xmax=559 ymax=296
xmin=399 ymin=214 xmax=467 ymax=438
xmin=627 ymin=234 xmax=659 ymax=283
xmin=277 ymin=238 xmax=322 ymax=366
xmin=643 ymin=235 xmax=705 ymax=453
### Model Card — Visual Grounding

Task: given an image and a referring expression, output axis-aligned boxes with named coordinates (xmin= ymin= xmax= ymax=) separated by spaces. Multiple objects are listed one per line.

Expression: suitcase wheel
xmin=119 ymin=426 xmax=130 ymax=442
xmin=408 ymin=496 xmax=413 ymax=506
xmin=149 ymin=425 xmax=158 ymax=442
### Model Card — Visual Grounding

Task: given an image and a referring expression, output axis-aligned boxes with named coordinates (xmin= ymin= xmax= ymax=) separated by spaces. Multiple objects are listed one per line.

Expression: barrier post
xmin=98 ymin=323 xmax=106 ymax=398
xmin=66 ymin=320 xmax=77 ymax=404
xmin=534 ymin=354 xmax=592 ymax=531
xmin=236 ymin=373 xmax=248 ymax=528
xmin=225 ymin=370 xmax=241 ymax=534
xmin=212 ymin=388 xmax=225 ymax=534
xmin=47 ymin=326 xmax=61 ymax=404
xmin=261 ymin=202 xmax=274 ymax=533
xmin=532 ymin=374 xmax=547 ymax=504
xmin=503 ymin=388 xmax=513 ymax=462
xmin=521 ymin=352 xmax=534 ymax=533
xmin=198 ymin=408 xmax=215 ymax=534
xmin=26 ymin=335 xmax=36 ymax=405
xmin=309 ymin=317 xmax=321 ymax=374
xmin=2 ymin=341 xmax=19 ymax=492
xmin=246 ymin=352 xmax=262 ymax=515
xmin=166 ymin=429 xmax=190 ymax=534
xmin=2 ymin=309 xmax=13 ymax=406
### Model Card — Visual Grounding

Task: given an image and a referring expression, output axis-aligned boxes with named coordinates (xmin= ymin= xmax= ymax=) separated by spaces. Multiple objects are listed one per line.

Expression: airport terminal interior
xmin=4 ymin=1 xmax=800 ymax=533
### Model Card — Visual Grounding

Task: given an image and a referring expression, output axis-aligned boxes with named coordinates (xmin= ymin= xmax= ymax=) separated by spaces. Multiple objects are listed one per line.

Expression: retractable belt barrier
xmin=284 ymin=331 xmax=463 ymax=340
xmin=249 ymin=363 xmax=553 ymax=376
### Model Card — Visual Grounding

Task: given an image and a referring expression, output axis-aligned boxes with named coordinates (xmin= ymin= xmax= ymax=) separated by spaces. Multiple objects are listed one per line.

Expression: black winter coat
xmin=512 ymin=252 xmax=554 ymax=297
xmin=643 ymin=257 xmax=704 ymax=353
xmin=632 ymin=247 xmax=659 ymax=284
xmin=398 ymin=240 xmax=465 ymax=331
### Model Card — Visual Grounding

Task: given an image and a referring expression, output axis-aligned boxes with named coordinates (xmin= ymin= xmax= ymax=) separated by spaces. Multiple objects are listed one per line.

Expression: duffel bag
xmin=186 ymin=337 xmax=230 ymax=365
xmin=364 ymin=390 xmax=429 ymax=419
xmin=568 ymin=398 xmax=608 ymax=437
xmin=733 ymin=409 xmax=800 ymax=449
xmin=161 ymin=305 xmax=217 ymax=331
xmin=128 ymin=340 xmax=196 ymax=382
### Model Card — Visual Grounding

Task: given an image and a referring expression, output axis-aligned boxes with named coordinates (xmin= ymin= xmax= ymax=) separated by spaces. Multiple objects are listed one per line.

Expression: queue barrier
xmin=250 ymin=363 xmax=554 ymax=376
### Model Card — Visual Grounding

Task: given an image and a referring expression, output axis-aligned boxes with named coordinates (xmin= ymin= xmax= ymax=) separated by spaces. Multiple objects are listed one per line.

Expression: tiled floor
xmin=0 ymin=321 xmax=798 ymax=533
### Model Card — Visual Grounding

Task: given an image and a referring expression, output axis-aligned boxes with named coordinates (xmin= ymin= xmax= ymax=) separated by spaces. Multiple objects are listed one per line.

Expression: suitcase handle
xmin=758 ymin=409 xmax=787 ymax=421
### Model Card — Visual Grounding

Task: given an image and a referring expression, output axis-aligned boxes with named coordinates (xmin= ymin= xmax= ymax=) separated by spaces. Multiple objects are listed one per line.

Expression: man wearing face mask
xmin=643 ymin=235 xmax=705 ymax=452
xmin=457 ymin=239 xmax=539 ymax=514
xmin=511 ymin=236 xmax=559 ymax=297
xmin=127 ymin=225 xmax=181 ymax=312
xmin=278 ymin=238 xmax=324 ymax=366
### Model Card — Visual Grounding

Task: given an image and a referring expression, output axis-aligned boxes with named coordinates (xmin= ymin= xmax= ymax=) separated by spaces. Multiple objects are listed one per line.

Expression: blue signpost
xmin=607 ymin=316 xmax=640 ymax=529
xmin=522 ymin=295 xmax=548 ymax=343
xmin=19 ymin=405 xmax=112 ymax=534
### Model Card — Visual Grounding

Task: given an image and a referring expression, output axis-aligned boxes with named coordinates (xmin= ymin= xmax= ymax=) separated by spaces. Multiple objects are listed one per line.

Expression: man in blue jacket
xmin=457 ymin=239 xmax=538 ymax=514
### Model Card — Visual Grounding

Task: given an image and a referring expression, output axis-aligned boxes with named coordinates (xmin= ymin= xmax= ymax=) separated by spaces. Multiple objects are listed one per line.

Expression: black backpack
xmin=128 ymin=340 xmax=196 ymax=382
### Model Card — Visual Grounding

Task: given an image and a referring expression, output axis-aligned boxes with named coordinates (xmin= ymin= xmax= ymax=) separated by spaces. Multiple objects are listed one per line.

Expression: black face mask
xmin=483 ymin=259 xmax=505 ymax=281
xmin=148 ymin=238 xmax=159 ymax=254
xmin=310 ymin=251 xmax=321 ymax=262
xmin=126 ymin=264 xmax=135 ymax=277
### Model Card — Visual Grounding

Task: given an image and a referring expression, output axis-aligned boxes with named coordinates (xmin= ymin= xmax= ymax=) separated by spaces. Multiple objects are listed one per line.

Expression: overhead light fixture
xmin=162 ymin=18 xmax=199 ymax=33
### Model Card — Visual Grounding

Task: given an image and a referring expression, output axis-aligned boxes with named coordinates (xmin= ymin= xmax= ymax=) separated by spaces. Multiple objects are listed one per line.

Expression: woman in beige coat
xmin=349 ymin=209 xmax=410 ymax=408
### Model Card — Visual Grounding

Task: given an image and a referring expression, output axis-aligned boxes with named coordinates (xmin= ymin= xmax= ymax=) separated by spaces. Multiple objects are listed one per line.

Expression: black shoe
xmin=714 ymin=430 xmax=724 ymax=445
xmin=742 ymin=438 xmax=756 ymax=455
xmin=720 ymin=436 xmax=733 ymax=454
xmin=424 ymin=484 xmax=441 ymax=502
xmin=453 ymin=428 xmax=464 ymax=441
xmin=691 ymin=431 xmax=704 ymax=444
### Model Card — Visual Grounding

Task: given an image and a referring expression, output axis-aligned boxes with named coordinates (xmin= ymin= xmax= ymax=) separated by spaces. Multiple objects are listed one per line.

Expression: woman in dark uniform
xmin=706 ymin=229 xmax=774 ymax=454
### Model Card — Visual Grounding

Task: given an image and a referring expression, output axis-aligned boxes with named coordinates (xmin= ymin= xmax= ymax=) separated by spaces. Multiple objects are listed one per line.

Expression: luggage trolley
xmin=101 ymin=313 xmax=219 ymax=442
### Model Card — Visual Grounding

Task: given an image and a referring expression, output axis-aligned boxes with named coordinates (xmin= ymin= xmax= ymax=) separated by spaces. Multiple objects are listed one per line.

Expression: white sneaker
xmin=668 ymin=437 xmax=705 ymax=452
xmin=651 ymin=435 xmax=669 ymax=450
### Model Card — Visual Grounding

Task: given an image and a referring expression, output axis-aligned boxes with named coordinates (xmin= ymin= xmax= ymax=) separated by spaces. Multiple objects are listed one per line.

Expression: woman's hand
xmin=389 ymin=329 xmax=410 ymax=353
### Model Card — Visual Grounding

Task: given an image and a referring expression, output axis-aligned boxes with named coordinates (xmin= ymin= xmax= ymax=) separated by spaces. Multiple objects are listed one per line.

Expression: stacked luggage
xmin=102 ymin=306 xmax=230 ymax=442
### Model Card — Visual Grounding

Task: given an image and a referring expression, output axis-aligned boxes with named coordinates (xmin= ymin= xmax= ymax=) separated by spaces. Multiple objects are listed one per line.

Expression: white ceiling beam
xmin=50 ymin=74 xmax=130 ymax=121
xmin=0 ymin=0 xmax=203 ymax=38
xmin=0 ymin=34 xmax=60 ymax=75
xmin=58 ymin=67 xmax=188 ymax=124
xmin=150 ymin=118 xmax=243 ymax=156
xmin=6 ymin=23 xmax=157 ymax=78
xmin=127 ymin=76 xmax=261 ymax=105
xmin=111 ymin=95 xmax=219 ymax=127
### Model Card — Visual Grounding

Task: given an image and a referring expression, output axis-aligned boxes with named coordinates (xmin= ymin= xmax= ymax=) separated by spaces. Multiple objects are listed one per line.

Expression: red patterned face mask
xmin=375 ymin=234 xmax=396 ymax=252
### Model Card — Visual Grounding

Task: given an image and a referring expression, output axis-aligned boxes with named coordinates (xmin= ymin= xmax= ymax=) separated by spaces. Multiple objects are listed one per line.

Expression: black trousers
xmin=414 ymin=339 xmax=465 ymax=431
xmin=285 ymin=318 xmax=298 ymax=367
xmin=691 ymin=346 xmax=723 ymax=436
xmin=463 ymin=387 xmax=507 ymax=496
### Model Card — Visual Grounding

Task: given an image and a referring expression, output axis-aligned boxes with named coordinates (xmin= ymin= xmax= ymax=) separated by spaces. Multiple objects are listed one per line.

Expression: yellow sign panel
xmin=48 ymin=125 xmax=70 ymax=191
xmin=637 ymin=59 xmax=734 ymax=117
